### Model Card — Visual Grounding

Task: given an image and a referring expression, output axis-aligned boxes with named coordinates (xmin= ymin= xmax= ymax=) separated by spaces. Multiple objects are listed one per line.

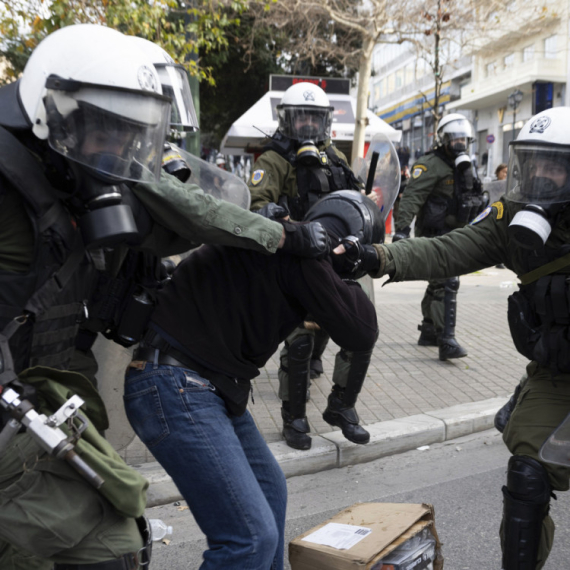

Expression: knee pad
xmin=507 ymin=456 xmax=551 ymax=504
xmin=288 ymin=335 xmax=313 ymax=362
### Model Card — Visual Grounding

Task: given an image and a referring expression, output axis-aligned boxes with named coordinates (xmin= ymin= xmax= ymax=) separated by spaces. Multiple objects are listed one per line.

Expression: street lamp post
xmin=507 ymin=89 xmax=524 ymax=142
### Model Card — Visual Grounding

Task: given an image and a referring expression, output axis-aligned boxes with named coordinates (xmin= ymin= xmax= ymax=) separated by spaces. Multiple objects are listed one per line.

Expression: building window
xmin=523 ymin=45 xmax=535 ymax=62
xmin=486 ymin=62 xmax=496 ymax=77
xmin=379 ymin=78 xmax=385 ymax=98
xmin=387 ymin=73 xmax=395 ymax=94
xmin=395 ymin=68 xmax=403 ymax=89
xmin=504 ymin=53 xmax=514 ymax=68
xmin=544 ymin=35 xmax=557 ymax=59
xmin=404 ymin=63 xmax=414 ymax=85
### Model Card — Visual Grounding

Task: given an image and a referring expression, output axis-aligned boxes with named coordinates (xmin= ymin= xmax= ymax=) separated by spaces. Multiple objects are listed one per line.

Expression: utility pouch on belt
xmin=509 ymin=275 xmax=570 ymax=373
xmin=507 ymin=290 xmax=540 ymax=361
xmin=422 ymin=195 xmax=449 ymax=233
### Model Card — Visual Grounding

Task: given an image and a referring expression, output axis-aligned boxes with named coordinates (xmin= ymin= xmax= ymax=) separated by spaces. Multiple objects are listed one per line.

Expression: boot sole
xmin=438 ymin=351 xmax=468 ymax=361
xmin=282 ymin=429 xmax=312 ymax=451
xmin=322 ymin=411 xmax=370 ymax=445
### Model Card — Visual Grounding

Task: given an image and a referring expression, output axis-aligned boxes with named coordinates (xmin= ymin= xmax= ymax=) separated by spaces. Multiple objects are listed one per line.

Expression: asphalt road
xmin=146 ymin=429 xmax=570 ymax=569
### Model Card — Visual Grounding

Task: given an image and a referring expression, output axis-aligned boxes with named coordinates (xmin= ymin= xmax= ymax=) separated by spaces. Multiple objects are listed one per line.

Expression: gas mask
xmin=507 ymin=176 xmax=567 ymax=250
xmin=296 ymin=140 xmax=325 ymax=168
xmin=69 ymin=162 xmax=140 ymax=249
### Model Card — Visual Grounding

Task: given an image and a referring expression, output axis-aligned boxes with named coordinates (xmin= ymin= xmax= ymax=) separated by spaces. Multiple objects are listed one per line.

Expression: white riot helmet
xmin=276 ymin=82 xmax=334 ymax=144
xmin=436 ymin=113 xmax=474 ymax=155
xmin=129 ymin=36 xmax=199 ymax=135
xmin=505 ymin=107 xmax=570 ymax=249
xmin=17 ymin=24 xmax=171 ymax=183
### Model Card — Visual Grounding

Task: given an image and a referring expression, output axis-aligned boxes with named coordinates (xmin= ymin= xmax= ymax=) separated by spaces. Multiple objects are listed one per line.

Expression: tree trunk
xmin=351 ymin=35 xmax=375 ymax=164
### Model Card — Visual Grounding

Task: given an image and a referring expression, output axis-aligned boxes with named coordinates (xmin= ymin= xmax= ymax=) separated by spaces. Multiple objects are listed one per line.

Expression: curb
xmin=139 ymin=396 xmax=508 ymax=508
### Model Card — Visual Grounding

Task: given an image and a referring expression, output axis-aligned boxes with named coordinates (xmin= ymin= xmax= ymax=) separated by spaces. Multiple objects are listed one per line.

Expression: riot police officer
xmin=393 ymin=114 xmax=487 ymax=361
xmin=248 ymin=82 xmax=373 ymax=450
xmin=366 ymin=106 xmax=570 ymax=570
xmin=0 ymin=25 xmax=328 ymax=570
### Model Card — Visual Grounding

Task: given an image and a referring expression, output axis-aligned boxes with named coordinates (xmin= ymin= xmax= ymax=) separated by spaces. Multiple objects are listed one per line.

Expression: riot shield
xmin=352 ymin=133 xmax=400 ymax=221
xmin=174 ymin=145 xmax=251 ymax=210
xmin=539 ymin=412 xmax=570 ymax=467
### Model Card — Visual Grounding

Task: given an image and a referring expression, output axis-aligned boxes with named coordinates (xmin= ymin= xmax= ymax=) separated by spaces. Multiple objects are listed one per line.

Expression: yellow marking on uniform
xmin=491 ymin=201 xmax=504 ymax=219
xmin=412 ymin=164 xmax=427 ymax=179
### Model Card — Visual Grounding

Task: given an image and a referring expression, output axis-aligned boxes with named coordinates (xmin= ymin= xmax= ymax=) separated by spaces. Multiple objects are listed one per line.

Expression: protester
xmin=124 ymin=191 xmax=380 ymax=570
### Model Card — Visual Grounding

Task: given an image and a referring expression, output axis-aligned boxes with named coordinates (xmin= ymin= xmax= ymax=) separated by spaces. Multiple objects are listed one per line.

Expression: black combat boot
xmin=494 ymin=384 xmax=522 ymax=433
xmin=281 ymin=405 xmax=312 ymax=450
xmin=438 ymin=337 xmax=468 ymax=360
xmin=417 ymin=320 xmax=438 ymax=346
xmin=323 ymin=386 xmax=370 ymax=444
xmin=439 ymin=277 xmax=468 ymax=360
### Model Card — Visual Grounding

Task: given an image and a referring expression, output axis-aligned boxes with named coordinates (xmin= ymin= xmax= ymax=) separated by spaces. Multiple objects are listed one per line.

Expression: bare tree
xmin=247 ymin=0 xmax=401 ymax=163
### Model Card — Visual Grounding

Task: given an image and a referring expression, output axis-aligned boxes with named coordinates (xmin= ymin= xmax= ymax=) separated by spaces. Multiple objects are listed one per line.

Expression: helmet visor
xmin=277 ymin=105 xmax=333 ymax=142
xmin=44 ymin=80 xmax=170 ymax=182
xmin=505 ymin=143 xmax=570 ymax=205
xmin=156 ymin=64 xmax=199 ymax=132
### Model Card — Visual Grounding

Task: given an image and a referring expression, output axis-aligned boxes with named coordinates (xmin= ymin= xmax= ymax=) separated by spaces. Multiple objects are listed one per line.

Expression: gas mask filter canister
xmin=508 ymin=204 xmax=552 ymax=249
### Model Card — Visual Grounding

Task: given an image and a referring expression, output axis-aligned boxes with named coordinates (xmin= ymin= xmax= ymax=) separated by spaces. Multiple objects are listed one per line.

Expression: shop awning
xmin=220 ymin=91 xmax=401 ymax=155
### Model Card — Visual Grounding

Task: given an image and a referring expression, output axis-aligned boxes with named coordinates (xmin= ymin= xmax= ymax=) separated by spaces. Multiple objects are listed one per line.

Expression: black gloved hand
xmin=336 ymin=236 xmax=380 ymax=276
xmin=280 ymin=220 xmax=330 ymax=260
xmin=255 ymin=202 xmax=290 ymax=221
xmin=392 ymin=226 xmax=411 ymax=242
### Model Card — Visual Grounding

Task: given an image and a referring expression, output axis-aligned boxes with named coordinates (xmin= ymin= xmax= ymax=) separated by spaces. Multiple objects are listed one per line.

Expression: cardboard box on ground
xmin=289 ymin=503 xmax=443 ymax=570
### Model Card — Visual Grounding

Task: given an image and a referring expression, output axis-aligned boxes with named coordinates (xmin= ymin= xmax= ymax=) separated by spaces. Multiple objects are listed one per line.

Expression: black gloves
xmin=334 ymin=236 xmax=380 ymax=277
xmin=280 ymin=220 xmax=330 ymax=260
xmin=392 ymin=226 xmax=411 ymax=242
xmin=255 ymin=203 xmax=290 ymax=221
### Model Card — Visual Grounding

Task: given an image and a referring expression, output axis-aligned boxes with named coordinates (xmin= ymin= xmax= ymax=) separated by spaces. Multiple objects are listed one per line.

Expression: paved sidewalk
xmin=252 ymin=265 xmax=523 ymax=443
xmin=136 ymin=265 xmax=526 ymax=506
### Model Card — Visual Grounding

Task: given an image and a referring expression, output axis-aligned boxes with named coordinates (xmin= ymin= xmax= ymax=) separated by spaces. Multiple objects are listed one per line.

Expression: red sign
xmin=486 ymin=134 xmax=495 ymax=144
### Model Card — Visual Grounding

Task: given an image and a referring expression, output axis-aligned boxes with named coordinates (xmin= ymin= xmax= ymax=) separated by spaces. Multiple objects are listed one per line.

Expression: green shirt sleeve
xmin=383 ymin=205 xmax=507 ymax=281
xmin=248 ymin=151 xmax=297 ymax=211
xmin=132 ymin=171 xmax=283 ymax=257
xmin=396 ymin=158 xmax=445 ymax=231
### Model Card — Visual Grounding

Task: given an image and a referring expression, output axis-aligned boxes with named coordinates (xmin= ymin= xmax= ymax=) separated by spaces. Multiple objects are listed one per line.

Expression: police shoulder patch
xmin=251 ymin=170 xmax=265 ymax=186
xmin=412 ymin=165 xmax=427 ymax=179
xmin=491 ymin=201 xmax=504 ymax=220
xmin=470 ymin=206 xmax=492 ymax=225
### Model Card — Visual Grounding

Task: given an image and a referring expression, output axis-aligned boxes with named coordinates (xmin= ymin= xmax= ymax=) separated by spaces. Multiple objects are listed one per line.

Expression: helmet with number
xmin=505 ymin=107 xmax=570 ymax=206
xmin=276 ymin=82 xmax=334 ymax=144
xmin=4 ymin=24 xmax=171 ymax=183
xmin=129 ymin=36 xmax=199 ymax=136
xmin=435 ymin=113 xmax=474 ymax=156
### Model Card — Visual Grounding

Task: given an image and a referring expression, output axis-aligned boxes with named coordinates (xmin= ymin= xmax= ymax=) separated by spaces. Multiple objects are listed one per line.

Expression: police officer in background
xmin=248 ymin=82 xmax=374 ymax=450
xmin=0 ymin=25 xmax=328 ymax=570
xmin=392 ymin=114 xmax=487 ymax=361
xmin=365 ymin=106 xmax=570 ymax=569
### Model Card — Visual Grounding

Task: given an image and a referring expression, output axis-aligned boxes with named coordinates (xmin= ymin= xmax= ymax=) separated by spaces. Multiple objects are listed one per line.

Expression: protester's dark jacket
xmin=151 ymin=245 xmax=379 ymax=381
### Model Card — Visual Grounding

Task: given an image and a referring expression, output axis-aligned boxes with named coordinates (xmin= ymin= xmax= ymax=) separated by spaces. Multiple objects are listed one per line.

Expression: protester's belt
xmin=134 ymin=329 xmax=251 ymax=417
xmin=134 ymin=329 xmax=215 ymax=382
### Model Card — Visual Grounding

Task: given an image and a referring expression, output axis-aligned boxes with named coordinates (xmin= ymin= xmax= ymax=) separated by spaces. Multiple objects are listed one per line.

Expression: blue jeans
xmin=123 ymin=363 xmax=287 ymax=570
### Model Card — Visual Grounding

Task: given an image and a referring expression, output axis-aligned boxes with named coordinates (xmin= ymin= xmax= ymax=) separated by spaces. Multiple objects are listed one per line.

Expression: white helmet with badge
xmin=436 ymin=113 xmax=474 ymax=153
xmin=505 ymin=107 xmax=570 ymax=248
xmin=18 ymin=24 xmax=171 ymax=183
xmin=277 ymin=82 xmax=334 ymax=144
